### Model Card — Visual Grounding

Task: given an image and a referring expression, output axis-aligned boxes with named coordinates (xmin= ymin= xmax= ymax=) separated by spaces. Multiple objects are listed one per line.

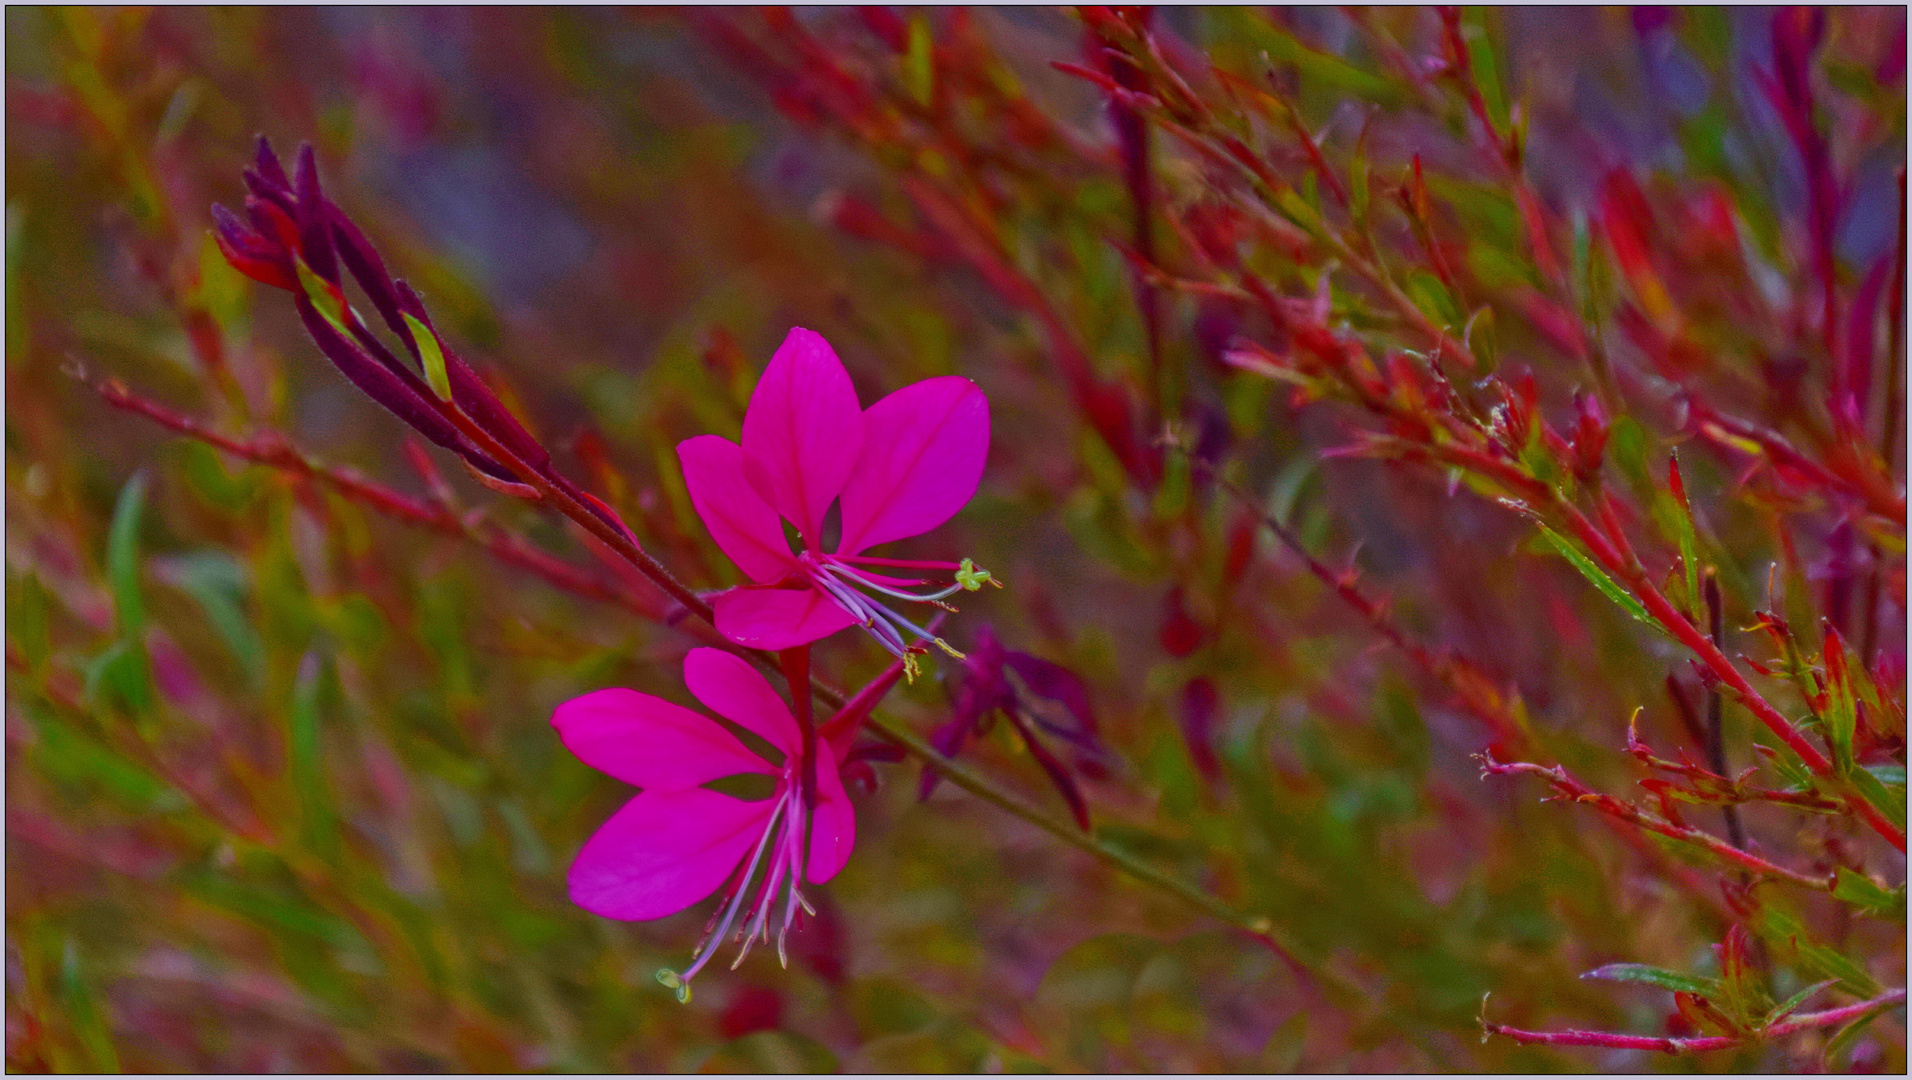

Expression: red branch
xmin=1484 ymin=987 xmax=1905 ymax=1055
xmin=1477 ymin=754 xmax=1834 ymax=891
xmin=83 ymin=372 xmax=724 ymax=639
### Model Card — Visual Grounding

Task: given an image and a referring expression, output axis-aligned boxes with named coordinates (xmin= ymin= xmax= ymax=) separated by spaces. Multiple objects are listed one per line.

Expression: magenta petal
xmin=569 ymin=788 xmax=771 ymax=920
xmin=714 ymin=586 xmax=861 ymax=651
xmin=682 ymin=648 xmax=800 ymax=757
xmin=837 ymin=376 xmax=989 ymax=555
xmin=553 ymin=688 xmax=772 ymax=790
xmin=740 ymin=328 xmax=865 ymax=548
xmin=678 ymin=435 xmax=797 ymax=584
xmin=805 ymin=759 xmax=857 ymax=884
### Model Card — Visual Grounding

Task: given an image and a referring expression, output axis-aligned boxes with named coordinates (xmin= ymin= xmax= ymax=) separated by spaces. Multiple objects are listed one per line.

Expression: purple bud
xmin=252 ymin=134 xmax=290 ymax=189
xmin=1005 ymin=709 xmax=1091 ymax=830
xmin=292 ymin=144 xmax=337 ymax=283
xmin=1004 ymin=651 xmax=1098 ymax=744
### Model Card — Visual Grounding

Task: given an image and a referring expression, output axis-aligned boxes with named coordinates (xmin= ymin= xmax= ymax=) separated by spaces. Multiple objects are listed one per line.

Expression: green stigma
xmin=955 ymin=558 xmax=1000 ymax=592
xmin=655 ymin=968 xmax=692 ymax=1004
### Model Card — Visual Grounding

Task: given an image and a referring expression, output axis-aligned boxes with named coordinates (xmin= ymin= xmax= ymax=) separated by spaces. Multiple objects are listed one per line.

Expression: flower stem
xmin=780 ymin=646 xmax=817 ymax=872
xmin=845 ymin=694 xmax=1363 ymax=1006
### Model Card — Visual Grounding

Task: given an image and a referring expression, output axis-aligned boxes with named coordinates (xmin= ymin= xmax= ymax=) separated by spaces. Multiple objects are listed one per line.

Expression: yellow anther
xmin=933 ymin=638 xmax=966 ymax=659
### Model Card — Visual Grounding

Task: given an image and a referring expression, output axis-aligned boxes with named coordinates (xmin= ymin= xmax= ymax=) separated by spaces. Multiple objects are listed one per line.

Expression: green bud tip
xmin=402 ymin=311 xmax=454 ymax=402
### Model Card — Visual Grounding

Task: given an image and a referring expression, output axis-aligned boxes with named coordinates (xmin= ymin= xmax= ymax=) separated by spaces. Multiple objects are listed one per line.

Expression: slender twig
xmin=1477 ymin=755 xmax=1834 ymax=892
xmin=1483 ymin=987 xmax=1906 ymax=1054
xmin=1703 ymin=575 xmax=1747 ymax=850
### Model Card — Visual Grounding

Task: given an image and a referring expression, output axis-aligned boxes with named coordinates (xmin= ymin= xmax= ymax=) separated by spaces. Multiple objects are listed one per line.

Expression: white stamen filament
xmin=679 ymin=789 xmax=788 ymax=984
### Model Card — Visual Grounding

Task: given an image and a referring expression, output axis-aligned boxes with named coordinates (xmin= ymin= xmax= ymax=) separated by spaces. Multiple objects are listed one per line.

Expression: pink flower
xmin=677 ymin=328 xmax=993 ymax=669
xmin=553 ymin=647 xmax=895 ymax=1000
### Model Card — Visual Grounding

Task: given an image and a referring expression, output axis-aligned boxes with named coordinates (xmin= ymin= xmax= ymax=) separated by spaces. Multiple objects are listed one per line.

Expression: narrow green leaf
xmin=1581 ymin=962 xmax=1720 ymax=996
xmin=1233 ymin=17 xmax=1398 ymax=101
xmin=1667 ymin=452 xmax=1700 ymax=619
xmin=1830 ymin=869 xmax=1904 ymax=920
xmin=291 ymin=651 xmax=339 ymax=861
xmin=1462 ymin=16 xmax=1510 ymax=137
xmin=1536 ymin=524 xmax=1654 ymax=626
xmin=905 ymin=15 xmax=934 ymax=107
xmin=60 ymin=940 xmax=120 ymax=1072
xmin=28 ymin=707 xmax=174 ymax=809
xmin=1863 ymin=763 xmax=1906 ymax=788
xmin=1846 ymin=765 xmax=1906 ymax=831
xmin=1821 ymin=997 xmax=1902 ymax=1069
xmin=294 ymin=257 xmax=353 ymax=340
xmin=1607 ymin=417 xmax=1649 ymax=492
xmin=1764 ymin=979 xmax=1838 ymax=1026
xmin=402 ymin=311 xmax=452 ymax=401
xmin=82 ymin=638 xmax=152 ymax=715
xmin=106 ymin=470 xmax=148 ymax=636
xmin=1348 ymin=143 xmax=1370 ymax=228
xmin=1765 ymin=908 xmax=1882 ymax=996
xmin=160 ymin=552 xmax=264 ymax=683
xmin=1406 ymin=270 xmax=1461 ymax=329
xmin=178 ymin=868 xmax=364 ymax=950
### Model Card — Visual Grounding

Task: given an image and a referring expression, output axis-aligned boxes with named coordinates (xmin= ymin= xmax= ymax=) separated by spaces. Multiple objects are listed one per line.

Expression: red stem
xmin=1485 ymin=987 xmax=1906 ymax=1054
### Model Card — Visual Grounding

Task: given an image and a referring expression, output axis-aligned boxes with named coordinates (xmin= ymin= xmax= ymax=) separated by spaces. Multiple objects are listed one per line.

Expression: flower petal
xmin=568 ymin=788 xmax=771 ymax=920
xmin=838 ymin=376 xmax=989 ymax=555
xmin=714 ymin=586 xmax=861 ymax=651
xmin=805 ymin=758 xmax=857 ymax=884
xmin=552 ymin=688 xmax=771 ymax=790
xmin=740 ymin=328 xmax=864 ymax=548
xmin=682 ymin=648 xmax=800 ymax=757
xmin=678 ymin=435 xmax=797 ymax=584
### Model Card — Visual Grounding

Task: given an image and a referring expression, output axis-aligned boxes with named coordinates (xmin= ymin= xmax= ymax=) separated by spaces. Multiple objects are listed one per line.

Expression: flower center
xmin=800 ymin=552 xmax=1000 ymax=679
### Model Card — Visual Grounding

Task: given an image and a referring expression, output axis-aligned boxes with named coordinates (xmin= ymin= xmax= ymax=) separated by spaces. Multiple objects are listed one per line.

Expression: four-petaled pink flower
xmin=677 ymin=328 xmax=992 ymax=669
xmin=554 ymin=648 xmax=889 ymax=1000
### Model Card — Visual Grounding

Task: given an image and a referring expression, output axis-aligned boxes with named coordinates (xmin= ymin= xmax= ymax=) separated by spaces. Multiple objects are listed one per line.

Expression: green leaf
xmin=1607 ymin=417 xmax=1649 ymax=492
xmin=1847 ymin=764 xmax=1907 ymax=831
xmin=291 ymin=651 xmax=339 ymax=862
xmin=178 ymin=867 xmax=365 ymax=951
xmin=1764 ymin=908 xmax=1882 ymax=996
xmin=1536 ymin=524 xmax=1654 ymax=627
xmin=82 ymin=638 xmax=152 ymax=715
xmin=106 ymin=470 xmax=149 ymax=637
xmin=1581 ymin=962 xmax=1720 ymax=996
xmin=905 ymin=14 xmax=934 ymax=107
xmin=1406 ymin=270 xmax=1462 ymax=329
xmin=1461 ymin=15 xmax=1510 ymax=137
xmin=1821 ymin=997 xmax=1902 ymax=1069
xmin=1764 ymin=979 xmax=1838 ymax=1026
xmin=60 ymin=940 xmax=120 ymax=1072
xmin=402 ymin=311 xmax=452 ymax=401
xmin=1666 ymin=451 xmax=1701 ymax=619
xmin=1863 ymin=763 xmax=1906 ymax=788
xmin=1229 ymin=16 xmax=1398 ymax=102
xmin=159 ymin=551 xmax=264 ymax=683
xmin=294 ymin=257 xmax=353 ymax=340
xmin=27 ymin=707 xmax=174 ymax=809
xmin=1830 ymin=869 xmax=1904 ymax=919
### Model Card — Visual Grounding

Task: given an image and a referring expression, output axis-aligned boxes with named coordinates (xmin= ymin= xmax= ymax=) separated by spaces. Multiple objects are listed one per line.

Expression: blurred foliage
xmin=5 ymin=6 xmax=1905 ymax=1072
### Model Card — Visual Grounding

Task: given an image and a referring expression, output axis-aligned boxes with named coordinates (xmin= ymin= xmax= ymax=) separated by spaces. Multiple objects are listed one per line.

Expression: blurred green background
xmin=6 ymin=7 xmax=1904 ymax=1071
